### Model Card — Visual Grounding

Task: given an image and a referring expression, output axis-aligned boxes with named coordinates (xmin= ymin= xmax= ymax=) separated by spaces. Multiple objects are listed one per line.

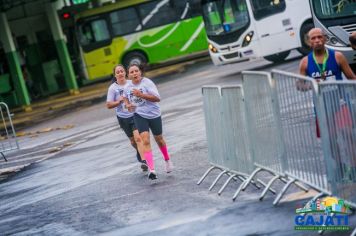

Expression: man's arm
xmin=335 ymin=51 xmax=356 ymax=80
xmin=297 ymin=56 xmax=311 ymax=91
xmin=299 ymin=56 xmax=308 ymax=76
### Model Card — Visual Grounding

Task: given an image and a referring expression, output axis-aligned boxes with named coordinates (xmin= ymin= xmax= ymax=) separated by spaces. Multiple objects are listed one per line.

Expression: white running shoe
xmin=148 ymin=170 xmax=157 ymax=180
xmin=165 ymin=160 xmax=173 ymax=173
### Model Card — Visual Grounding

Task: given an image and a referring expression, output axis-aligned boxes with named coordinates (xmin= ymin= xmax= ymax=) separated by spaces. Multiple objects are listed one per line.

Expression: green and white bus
xmin=201 ymin=0 xmax=313 ymax=65
xmin=60 ymin=0 xmax=208 ymax=81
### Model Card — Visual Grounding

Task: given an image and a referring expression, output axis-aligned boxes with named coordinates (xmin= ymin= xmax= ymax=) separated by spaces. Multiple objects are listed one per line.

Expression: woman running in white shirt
xmin=106 ymin=64 xmax=147 ymax=171
xmin=124 ymin=63 xmax=173 ymax=180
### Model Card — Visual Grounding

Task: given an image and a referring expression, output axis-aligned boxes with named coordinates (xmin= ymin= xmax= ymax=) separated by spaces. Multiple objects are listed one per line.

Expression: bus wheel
xmin=123 ymin=52 xmax=147 ymax=68
xmin=297 ymin=22 xmax=314 ymax=55
xmin=264 ymin=51 xmax=290 ymax=63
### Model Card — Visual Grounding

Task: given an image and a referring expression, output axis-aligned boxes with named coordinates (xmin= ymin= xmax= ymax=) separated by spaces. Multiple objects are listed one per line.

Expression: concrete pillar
xmin=46 ymin=2 xmax=79 ymax=95
xmin=0 ymin=12 xmax=32 ymax=111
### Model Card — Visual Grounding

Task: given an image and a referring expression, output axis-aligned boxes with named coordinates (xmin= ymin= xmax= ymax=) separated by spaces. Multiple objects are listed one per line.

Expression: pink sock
xmin=144 ymin=151 xmax=154 ymax=170
xmin=159 ymin=145 xmax=170 ymax=161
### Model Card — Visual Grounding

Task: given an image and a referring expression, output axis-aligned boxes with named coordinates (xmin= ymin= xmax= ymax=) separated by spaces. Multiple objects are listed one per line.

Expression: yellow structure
xmin=321 ymin=197 xmax=339 ymax=207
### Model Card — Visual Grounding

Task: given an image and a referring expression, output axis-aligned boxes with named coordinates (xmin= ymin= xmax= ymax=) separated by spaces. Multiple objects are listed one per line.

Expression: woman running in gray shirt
xmin=106 ymin=64 xmax=147 ymax=172
xmin=124 ymin=63 xmax=173 ymax=180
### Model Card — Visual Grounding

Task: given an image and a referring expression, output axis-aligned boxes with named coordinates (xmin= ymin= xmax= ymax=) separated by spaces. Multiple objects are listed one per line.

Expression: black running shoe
xmin=140 ymin=161 xmax=148 ymax=172
xmin=148 ymin=170 xmax=157 ymax=180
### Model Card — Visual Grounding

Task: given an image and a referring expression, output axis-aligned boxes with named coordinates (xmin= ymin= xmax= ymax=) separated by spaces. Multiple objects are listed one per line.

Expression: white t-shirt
xmin=124 ymin=77 xmax=161 ymax=119
xmin=106 ymin=80 xmax=133 ymax=118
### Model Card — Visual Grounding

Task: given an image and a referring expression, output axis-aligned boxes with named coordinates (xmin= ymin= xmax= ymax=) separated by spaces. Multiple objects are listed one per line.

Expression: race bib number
xmin=132 ymin=95 xmax=145 ymax=106
xmin=129 ymin=88 xmax=145 ymax=106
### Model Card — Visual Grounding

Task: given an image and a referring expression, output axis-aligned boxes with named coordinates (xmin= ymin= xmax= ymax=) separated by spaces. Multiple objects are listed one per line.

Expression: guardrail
xmin=240 ymin=71 xmax=308 ymax=202
xmin=318 ymin=81 xmax=356 ymax=209
xmin=271 ymin=70 xmax=331 ymax=204
xmin=0 ymin=102 xmax=19 ymax=161
xmin=198 ymin=71 xmax=356 ymax=235
xmin=198 ymin=85 xmax=271 ymax=198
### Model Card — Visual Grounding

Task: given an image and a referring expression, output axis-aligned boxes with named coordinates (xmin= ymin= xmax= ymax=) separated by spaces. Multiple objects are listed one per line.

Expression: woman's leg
xmin=118 ymin=116 xmax=142 ymax=162
xmin=134 ymin=114 xmax=156 ymax=177
xmin=149 ymin=116 xmax=170 ymax=161
xmin=127 ymin=136 xmax=138 ymax=161
xmin=149 ymin=117 xmax=173 ymax=172
xmin=154 ymin=135 xmax=169 ymax=161
xmin=141 ymin=131 xmax=154 ymax=170
xmin=133 ymin=129 xmax=145 ymax=162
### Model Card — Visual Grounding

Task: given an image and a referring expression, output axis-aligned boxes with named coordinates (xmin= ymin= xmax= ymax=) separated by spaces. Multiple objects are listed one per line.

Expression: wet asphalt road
xmin=0 ymin=53 xmax=355 ymax=236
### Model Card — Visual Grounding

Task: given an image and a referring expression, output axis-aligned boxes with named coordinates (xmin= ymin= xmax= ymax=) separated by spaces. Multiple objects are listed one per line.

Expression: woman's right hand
xmin=125 ymin=103 xmax=136 ymax=112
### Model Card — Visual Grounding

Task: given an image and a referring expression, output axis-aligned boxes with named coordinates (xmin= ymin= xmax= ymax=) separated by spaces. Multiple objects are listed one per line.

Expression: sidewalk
xmin=9 ymin=60 xmax=192 ymax=132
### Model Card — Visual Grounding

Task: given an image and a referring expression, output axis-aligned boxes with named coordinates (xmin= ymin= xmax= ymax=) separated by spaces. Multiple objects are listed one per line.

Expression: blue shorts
xmin=133 ymin=114 xmax=162 ymax=136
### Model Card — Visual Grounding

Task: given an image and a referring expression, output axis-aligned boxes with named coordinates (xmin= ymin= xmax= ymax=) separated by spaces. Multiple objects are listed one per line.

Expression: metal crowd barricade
xmin=238 ymin=71 xmax=308 ymax=202
xmin=271 ymin=70 xmax=331 ymax=205
xmin=197 ymin=86 xmax=227 ymax=185
xmin=0 ymin=102 xmax=19 ymax=161
xmin=198 ymin=85 xmax=271 ymax=199
xmin=318 ymin=81 xmax=356 ymax=210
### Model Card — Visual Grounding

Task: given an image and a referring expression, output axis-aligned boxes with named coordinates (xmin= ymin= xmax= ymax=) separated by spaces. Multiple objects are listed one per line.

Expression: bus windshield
xmin=202 ymin=0 xmax=249 ymax=36
xmin=312 ymin=0 xmax=356 ymax=19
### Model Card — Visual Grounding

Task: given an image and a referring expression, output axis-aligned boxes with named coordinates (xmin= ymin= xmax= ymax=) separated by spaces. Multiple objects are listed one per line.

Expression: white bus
xmin=201 ymin=0 xmax=313 ymax=65
xmin=309 ymin=0 xmax=356 ymax=73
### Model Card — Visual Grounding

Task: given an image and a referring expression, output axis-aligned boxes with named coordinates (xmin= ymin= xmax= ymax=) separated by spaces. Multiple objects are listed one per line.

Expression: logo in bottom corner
xmin=294 ymin=196 xmax=351 ymax=231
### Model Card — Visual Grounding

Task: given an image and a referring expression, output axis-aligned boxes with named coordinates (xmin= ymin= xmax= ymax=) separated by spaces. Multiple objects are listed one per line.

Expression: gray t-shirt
xmin=106 ymin=81 xmax=133 ymax=118
xmin=124 ymin=77 xmax=161 ymax=119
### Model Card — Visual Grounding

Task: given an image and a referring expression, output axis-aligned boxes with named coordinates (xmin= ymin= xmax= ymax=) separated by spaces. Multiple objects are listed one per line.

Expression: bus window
xmin=202 ymin=0 xmax=249 ymax=36
xmin=110 ymin=8 xmax=142 ymax=36
xmin=92 ymin=20 xmax=110 ymax=41
xmin=79 ymin=19 xmax=110 ymax=46
xmin=79 ymin=24 xmax=94 ymax=45
xmin=203 ymin=2 xmax=223 ymax=35
xmin=138 ymin=0 xmax=178 ymax=29
xmin=312 ymin=0 xmax=356 ymax=19
xmin=172 ymin=0 xmax=190 ymax=19
xmin=250 ymin=0 xmax=286 ymax=21
xmin=187 ymin=0 xmax=203 ymax=18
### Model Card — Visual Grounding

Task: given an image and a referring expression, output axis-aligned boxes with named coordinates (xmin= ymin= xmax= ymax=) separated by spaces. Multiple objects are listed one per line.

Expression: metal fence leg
xmin=255 ymin=178 xmax=276 ymax=194
xmin=197 ymin=166 xmax=217 ymax=185
xmin=235 ymin=175 xmax=246 ymax=182
xmin=231 ymin=177 xmax=266 ymax=202
xmin=273 ymin=178 xmax=296 ymax=206
xmin=351 ymin=227 xmax=356 ymax=236
xmin=249 ymin=179 xmax=261 ymax=190
xmin=209 ymin=170 xmax=228 ymax=191
xmin=259 ymin=175 xmax=281 ymax=201
xmin=218 ymin=174 xmax=236 ymax=196
xmin=1 ymin=152 xmax=7 ymax=162
xmin=311 ymin=192 xmax=328 ymax=202
xmin=280 ymin=177 xmax=309 ymax=193
xmin=293 ymin=181 xmax=309 ymax=193
xmin=241 ymin=167 xmax=262 ymax=190
xmin=232 ymin=181 xmax=246 ymax=202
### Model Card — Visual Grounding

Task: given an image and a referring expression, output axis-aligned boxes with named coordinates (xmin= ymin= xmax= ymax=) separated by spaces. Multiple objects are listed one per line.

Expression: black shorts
xmin=133 ymin=113 xmax=162 ymax=136
xmin=117 ymin=116 xmax=136 ymax=138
